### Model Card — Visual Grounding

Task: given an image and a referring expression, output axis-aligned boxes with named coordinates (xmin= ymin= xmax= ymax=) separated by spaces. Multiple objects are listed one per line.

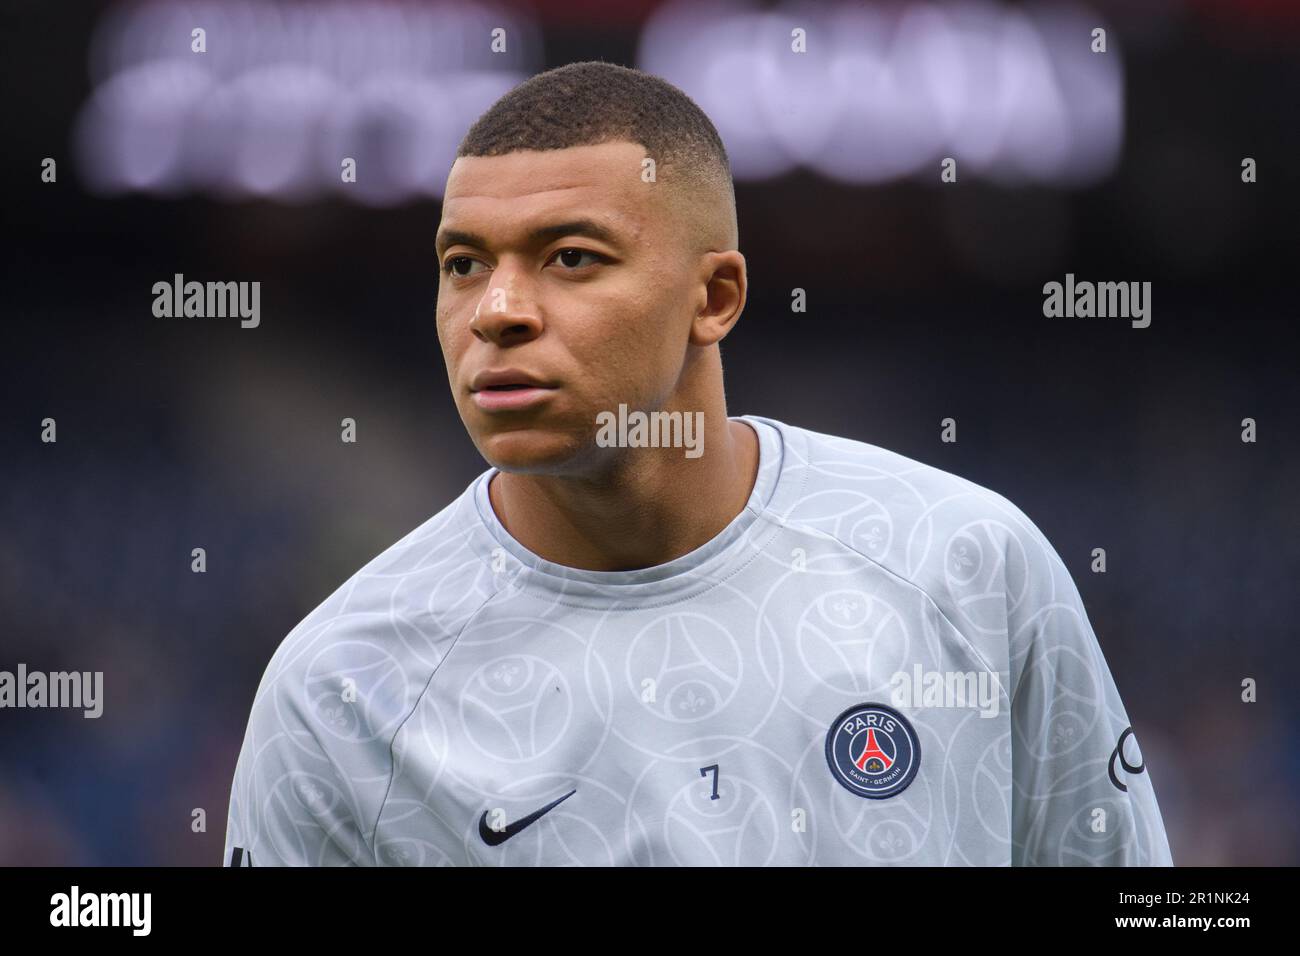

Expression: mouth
xmin=469 ymin=370 xmax=558 ymax=411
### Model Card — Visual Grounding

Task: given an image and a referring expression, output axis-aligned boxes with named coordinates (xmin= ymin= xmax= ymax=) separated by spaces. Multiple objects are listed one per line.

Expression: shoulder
xmin=752 ymin=416 xmax=1073 ymax=644
xmin=242 ymin=476 xmax=506 ymax=775
xmin=230 ymin=478 xmax=509 ymax=860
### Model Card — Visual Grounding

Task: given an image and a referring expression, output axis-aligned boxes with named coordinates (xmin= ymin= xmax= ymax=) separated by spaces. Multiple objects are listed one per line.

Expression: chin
xmin=474 ymin=424 xmax=590 ymax=475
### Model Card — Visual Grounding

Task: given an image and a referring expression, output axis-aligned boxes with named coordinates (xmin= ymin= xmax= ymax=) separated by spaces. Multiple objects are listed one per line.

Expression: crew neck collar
xmin=471 ymin=415 xmax=794 ymax=608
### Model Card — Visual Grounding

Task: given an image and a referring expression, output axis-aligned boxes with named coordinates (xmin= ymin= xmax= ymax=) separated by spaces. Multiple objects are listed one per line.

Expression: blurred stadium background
xmin=1 ymin=0 xmax=1297 ymax=865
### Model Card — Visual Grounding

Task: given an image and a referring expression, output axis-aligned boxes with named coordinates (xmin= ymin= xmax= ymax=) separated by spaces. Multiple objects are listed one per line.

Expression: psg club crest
xmin=825 ymin=702 xmax=921 ymax=799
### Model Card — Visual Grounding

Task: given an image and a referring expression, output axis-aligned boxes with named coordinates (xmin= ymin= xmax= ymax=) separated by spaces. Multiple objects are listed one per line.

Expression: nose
xmin=468 ymin=270 xmax=542 ymax=347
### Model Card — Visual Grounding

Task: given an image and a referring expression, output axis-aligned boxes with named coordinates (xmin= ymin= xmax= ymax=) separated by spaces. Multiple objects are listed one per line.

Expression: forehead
xmin=439 ymin=141 xmax=659 ymax=244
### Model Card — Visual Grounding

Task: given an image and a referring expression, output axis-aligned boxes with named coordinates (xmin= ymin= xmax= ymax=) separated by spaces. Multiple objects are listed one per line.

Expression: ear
xmin=689 ymin=251 xmax=747 ymax=347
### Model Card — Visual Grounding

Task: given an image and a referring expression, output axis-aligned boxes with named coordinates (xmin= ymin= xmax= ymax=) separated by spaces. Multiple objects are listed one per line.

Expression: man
xmin=224 ymin=61 xmax=1173 ymax=866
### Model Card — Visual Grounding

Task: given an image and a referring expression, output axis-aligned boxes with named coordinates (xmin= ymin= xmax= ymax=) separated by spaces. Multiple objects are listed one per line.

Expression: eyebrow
xmin=435 ymin=218 xmax=623 ymax=256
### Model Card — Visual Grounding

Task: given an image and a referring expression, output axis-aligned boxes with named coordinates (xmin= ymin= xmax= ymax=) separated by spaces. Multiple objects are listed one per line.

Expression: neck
xmin=489 ymin=410 xmax=760 ymax=573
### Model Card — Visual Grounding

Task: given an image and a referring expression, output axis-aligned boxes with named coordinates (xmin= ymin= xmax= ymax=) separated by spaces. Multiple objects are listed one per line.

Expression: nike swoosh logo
xmin=478 ymin=788 xmax=577 ymax=846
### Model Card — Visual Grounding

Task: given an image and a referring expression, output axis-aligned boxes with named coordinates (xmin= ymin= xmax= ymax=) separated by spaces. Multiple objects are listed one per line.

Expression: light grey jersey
xmin=223 ymin=415 xmax=1173 ymax=866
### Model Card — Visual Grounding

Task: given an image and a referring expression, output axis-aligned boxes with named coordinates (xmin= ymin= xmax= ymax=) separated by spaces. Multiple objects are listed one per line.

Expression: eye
xmin=442 ymin=255 xmax=485 ymax=278
xmin=549 ymin=248 xmax=604 ymax=270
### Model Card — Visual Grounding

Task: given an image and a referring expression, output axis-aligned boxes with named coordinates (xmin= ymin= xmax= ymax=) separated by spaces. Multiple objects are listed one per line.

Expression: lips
xmin=469 ymin=368 xmax=557 ymax=412
xmin=469 ymin=368 xmax=555 ymax=392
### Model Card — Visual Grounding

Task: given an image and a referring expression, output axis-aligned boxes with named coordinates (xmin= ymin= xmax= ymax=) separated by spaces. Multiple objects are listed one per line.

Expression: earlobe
xmin=689 ymin=311 xmax=736 ymax=347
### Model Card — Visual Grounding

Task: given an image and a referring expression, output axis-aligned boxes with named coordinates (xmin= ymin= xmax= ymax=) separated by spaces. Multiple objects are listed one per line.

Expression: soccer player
xmin=224 ymin=61 xmax=1173 ymax=866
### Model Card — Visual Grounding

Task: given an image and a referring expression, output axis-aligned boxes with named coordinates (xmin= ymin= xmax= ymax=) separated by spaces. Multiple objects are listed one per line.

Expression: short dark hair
xmin=457 ymin=60 xmax=735 ymax=232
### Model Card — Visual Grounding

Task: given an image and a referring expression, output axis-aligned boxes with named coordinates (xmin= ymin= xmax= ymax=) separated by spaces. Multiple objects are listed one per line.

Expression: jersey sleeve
xmin=222 ymin=654 xmax=376 ymax=867
xmin=1004 ymin=509 xmax=1174 ymax=866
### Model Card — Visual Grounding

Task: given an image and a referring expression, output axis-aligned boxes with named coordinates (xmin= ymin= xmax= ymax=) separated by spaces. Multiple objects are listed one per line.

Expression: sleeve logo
xmin=1107 ymin=726 xmax=1146 ymax=792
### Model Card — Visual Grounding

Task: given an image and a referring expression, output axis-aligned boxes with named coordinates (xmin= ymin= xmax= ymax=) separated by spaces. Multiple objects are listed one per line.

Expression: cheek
xmin=563 ymin=293 xmax=654 ymax=374
xmin=562 ymin=287 xmax=685 ymax=399
xmin=436 ymin=300 xmax=466 ymax=362
xmin=593 ymin=274 xmax=682 ymax=347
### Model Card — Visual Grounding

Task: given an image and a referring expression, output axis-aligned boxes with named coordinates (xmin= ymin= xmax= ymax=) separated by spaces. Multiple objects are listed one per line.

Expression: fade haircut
xmin=456 ymin=60 xmax=738 ymax=251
